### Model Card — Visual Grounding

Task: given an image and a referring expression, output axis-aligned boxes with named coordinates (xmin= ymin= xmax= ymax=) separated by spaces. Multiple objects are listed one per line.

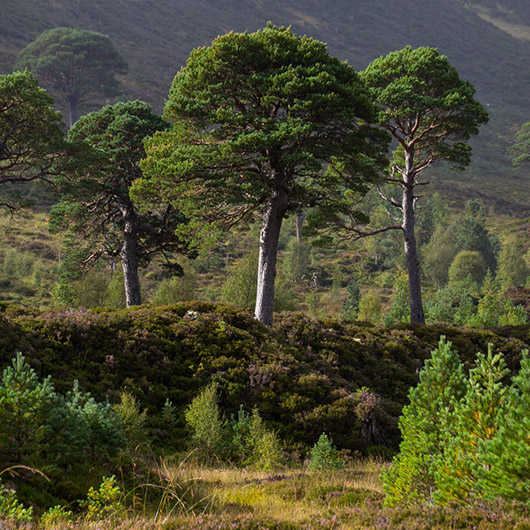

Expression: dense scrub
xmin=1 ymin=302 xmax=529 ymax=455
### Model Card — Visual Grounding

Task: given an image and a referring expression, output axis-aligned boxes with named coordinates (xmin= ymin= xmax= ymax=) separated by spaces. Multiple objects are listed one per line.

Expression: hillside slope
xmin=1 ymin=0 xmax=530 ymax=212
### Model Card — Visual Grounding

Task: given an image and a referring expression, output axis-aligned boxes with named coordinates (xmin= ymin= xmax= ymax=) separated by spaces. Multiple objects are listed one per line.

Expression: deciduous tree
xmin=134 ymin=25 xmax=387 ymax=326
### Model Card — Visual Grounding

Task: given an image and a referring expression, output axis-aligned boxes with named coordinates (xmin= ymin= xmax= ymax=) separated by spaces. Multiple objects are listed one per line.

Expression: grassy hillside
xmin=1 ymin=0 xmax=530 ymax=213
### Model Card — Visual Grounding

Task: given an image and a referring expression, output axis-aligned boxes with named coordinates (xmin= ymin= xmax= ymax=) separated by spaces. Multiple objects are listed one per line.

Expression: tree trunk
xmin=402 ymin=149 xmax=425 ymax=324
xmin=121 ymin=210 xmax=142 ymax=307
xmin=255 ymin=187 xmax=288 ymax=326
xmin=295 ymin=211 xmax=306 ymax=243
xmin=68 ymin=96 xmax=78 ymax=129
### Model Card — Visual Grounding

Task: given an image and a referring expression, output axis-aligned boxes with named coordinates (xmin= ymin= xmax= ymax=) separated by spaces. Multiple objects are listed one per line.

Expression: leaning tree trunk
xmin=121 ymin=210 xmax=142 ymax=307
xmin=402 ymin=150 xmax=425 ymax=324
xmin=255 ymin=187 xmax=289 ymax=326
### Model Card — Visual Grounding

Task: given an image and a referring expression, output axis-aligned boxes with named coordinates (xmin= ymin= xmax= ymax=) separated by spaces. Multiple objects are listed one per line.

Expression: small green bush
xmin=309 ymin=433 xmax=344 ymax=471
xmin=41 ymin=504 xmax=72 ymax=528
xmin=113 ymin=391 xmax=148 ymax=452
xmin=84 ymin=475 xmax=125 ymax=521
xmin=185 ymin=382 xmax=226 ymax=460
xmin=0 ymin=480 xmax=33 ymax=522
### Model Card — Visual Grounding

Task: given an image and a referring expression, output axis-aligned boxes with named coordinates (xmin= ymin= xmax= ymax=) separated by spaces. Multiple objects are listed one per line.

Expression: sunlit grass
xmin=161 ymin=458 xmax=385 ymax=526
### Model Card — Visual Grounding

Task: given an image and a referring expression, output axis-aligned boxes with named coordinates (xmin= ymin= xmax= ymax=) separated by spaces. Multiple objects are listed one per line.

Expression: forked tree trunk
xmin=402 ymin=150 xmax=425 ymax=324
xmin=121 ymin=211 xmax=142 ymax=307
xmin=255 ymin=187 xmax=289 ymax=326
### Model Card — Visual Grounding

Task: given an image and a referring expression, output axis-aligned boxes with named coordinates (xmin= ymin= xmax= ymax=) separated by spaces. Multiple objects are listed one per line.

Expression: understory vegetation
xmin=2 ymin=14 xmax=530 ymax=529
xmin=0 ymin=304 xmax=530 ymax=527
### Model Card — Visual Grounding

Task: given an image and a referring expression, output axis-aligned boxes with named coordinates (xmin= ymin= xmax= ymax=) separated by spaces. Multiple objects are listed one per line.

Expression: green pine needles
xmin=309 ymin=433 xmax=345 ymax=472
xmin=185 ymin=383 xmax=283 ymax=469
xmin=382 ymin=336 xmax=530 ymax=506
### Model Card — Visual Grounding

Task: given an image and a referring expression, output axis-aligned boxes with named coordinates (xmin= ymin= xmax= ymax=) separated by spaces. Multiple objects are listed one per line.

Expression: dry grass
xmin=7 ymin=458 xmax=530 ymax=529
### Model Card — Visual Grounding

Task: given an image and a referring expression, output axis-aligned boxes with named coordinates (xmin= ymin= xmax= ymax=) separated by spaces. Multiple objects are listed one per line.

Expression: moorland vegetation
xmin=1 ymin=18 xmax=530 ymax=530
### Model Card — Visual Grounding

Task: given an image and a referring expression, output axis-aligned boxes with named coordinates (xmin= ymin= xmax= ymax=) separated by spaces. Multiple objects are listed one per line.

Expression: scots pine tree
xmin=434 ymin=346 xmax=510 ymax=504
xmin=477 ymin=349 xmax=530 ymax=502
xmin=382 ymin=337 xmax=466 ymax=506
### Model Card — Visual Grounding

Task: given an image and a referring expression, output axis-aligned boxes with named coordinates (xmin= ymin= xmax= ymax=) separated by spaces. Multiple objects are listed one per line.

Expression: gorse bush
xmin=382 ymin=337 xmax=530 ymax=506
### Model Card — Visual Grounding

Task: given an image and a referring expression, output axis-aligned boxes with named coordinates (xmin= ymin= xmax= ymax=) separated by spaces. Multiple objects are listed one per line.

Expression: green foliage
xmin=220 ymin=250 xmax=258 ymax=311
xmin=281 ymin=238 xmax=312 ymax=286
xmin=134 ymin=24 xmax=387 ymax=324
xmin=230 ymin=407 xmax=283 ymax=470
xmin=161 ymin=398 xmax=177 ymax=425
xmin=0 ymin=71 xmax=68 ymax=211
xmin=0 ymin=352 xmax=56 ymax=466
xmin=468 ymin=271 xmax=506 ymax=327
xmin=497 ymin=234 xmax=529 ymax=288
xmin=152 ymin=270 xmax=197 ymax=305
xmin=341 ymin=279 xmax=361 ymax=322
xmin=84 ymin=475 xmax=125 ymax=521
xmin=1 ymin=302 xmax=530 ymax=469
xmin=309 ymin=433 xmax=344 ymax=472
xmin=478 ymin=350 xmax=530 ymax=502
xmin=453 ymin=200 xmax=499 ymax=273
xmin=434 ymin=346 xmax=510 ymax=504
xmin=185 ymin=382 xmax=226 ymax=460
xmin=449 ymin=250 xmax=487 ymax=285
xmin=0 ymin=352 xmax=126 ymax=510
xmin=382 ymin=337 xmax=467 ymax=506
xmin=357 ymin=291 xmax=382 ymax=324
xmin=383 ymin=272 xmax=410 ymax=325
xmin=0 ymin=480 xmax=33 ymax=522
xmin=60 ymin=380 xmax=126 ymax=464
xmin=510 ymin=120 xmax=530 ymax=168
xmin=424 ymin=278 xmax=479 ymax=325
xmin=136 ymin=24 xmax=385 ymax=237
xmin=383 ymin=339 xmax=530 ymax=507
xmin=362 ymin=46 xmax=488 ymax=170
xmin=422 ymin=224 xmax=458 ymax=288
xmin=16 ymin=27 xmax=128 ymax=126
xmin=113 ymin=391 xmax=148 ymax=452
xmin=40 ymin=504 xmax=72 ymax=528
xmin=51 ymin=100 xmax=192 ymax=306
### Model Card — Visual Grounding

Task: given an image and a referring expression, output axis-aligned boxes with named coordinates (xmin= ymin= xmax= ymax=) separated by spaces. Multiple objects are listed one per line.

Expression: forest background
xmin=1 ymin=0 xmax=530 ymax=322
